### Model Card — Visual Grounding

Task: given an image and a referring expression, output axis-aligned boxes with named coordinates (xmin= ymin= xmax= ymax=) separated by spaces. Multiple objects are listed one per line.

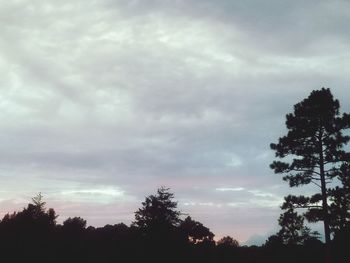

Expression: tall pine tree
xmin=270 ymin=88 xmax=350 ymax=248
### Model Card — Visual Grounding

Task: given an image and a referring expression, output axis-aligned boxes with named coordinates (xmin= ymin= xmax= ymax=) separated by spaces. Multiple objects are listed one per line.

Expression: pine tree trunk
xmin=319 ymin=162 xmax=331 ymax=244
xmin=319 ymin=138 xmax=331 ymax=263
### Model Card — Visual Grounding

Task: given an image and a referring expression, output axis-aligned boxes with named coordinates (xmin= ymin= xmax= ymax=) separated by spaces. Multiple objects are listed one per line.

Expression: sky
xmin=1 ymin=0 xmax=350 ymax=245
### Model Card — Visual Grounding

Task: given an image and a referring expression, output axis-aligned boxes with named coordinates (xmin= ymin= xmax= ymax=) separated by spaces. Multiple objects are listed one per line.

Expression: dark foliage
xmin=133 ymin=186 xmax=181 ymax=232
xmin=180 ymin=216 xmax=214 ymax=243
xmin=276 ymin=199 xmax=320 ymax=245
xmin=270 ymin=88 xmax=350 ymax=249
xmin=0 ymin=187 xmax=349 ymax=263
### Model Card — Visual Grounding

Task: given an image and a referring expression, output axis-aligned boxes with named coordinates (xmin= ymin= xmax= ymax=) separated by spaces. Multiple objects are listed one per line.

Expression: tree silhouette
xmin=0 ymin=189 xmax=346 ymax=263
xmin=179 ymin=216 xmax=214 ymax=243
xmin=0 ymin=193 xmax=58 ymax=262
xmin=32 ymin=192 xmax=46 ymax=210
xmin=217 ymin=236 xmax=239 ymax=248
xmin=328 ymin=163 xmax=350 ymax=232
xmin=270 ymin=88 xmax=350 ymax=262
xmin=132 ymin=187 xmax=184 ymax=263
xmin=16 ymin=193 xmax=57 ymax=227
xmin=62 ymin=217 xmax=87 ymax=233
xmin=133 ymin=187 xmax=181 ymax=233
xmin=277 ymin=197 xmax=319 ymax=245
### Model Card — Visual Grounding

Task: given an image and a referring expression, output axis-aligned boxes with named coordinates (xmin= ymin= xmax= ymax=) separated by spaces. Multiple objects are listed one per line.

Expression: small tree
xmin=133 ymin=187 xmax=181 ymax=233
xmin=179 ymin=216 xmax=214 ymax=244
xmin=270 ymin=88 xmax=350 ymax=249
xmin=62 ymin=217 xmax=87 ymax=233
xmin=31 ymin=192 xmax=46 ymax=211
xmin=277 ymin=197 xmax=319 ymax=245
xmin=24 ymin=193 xmax=57 ymax=225
xmin=217 ymin=236 xmax=239 ymax=248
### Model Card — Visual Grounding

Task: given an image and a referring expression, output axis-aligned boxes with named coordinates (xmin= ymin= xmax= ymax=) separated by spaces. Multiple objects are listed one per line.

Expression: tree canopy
xmin=270 ymin=88 xmax=350 ymax=248
xmin=133 ymin=187 xmax=181 ymax=233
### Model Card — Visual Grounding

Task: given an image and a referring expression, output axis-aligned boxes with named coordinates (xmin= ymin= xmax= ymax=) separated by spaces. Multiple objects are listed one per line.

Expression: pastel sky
xmin=1 ymin=0 xmax=350 ymax=245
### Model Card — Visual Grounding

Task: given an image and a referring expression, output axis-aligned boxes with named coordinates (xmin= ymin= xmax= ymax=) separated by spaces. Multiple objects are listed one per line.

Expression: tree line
xmin=0 ymin=88 xmax=349 ymax=262
xmin=0 ymin=187 xmax=348 ymax=263
xmin=0 ymin=189 xmax=238 ymax=263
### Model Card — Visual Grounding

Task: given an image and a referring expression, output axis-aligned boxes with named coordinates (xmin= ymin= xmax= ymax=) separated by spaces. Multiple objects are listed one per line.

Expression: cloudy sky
xmin=1 ymin=0 xmax=350 ymax=245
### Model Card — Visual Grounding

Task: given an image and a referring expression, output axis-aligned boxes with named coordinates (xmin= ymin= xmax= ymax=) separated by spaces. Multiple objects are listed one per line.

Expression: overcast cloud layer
xmin=1 ymin=0 xmax=350 ymax=244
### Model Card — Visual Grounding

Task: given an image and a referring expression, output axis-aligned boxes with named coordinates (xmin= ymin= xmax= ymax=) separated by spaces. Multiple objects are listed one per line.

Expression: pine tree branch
xmin=310 ymin=180 xmax=322 ymax=188
xmin=310 ymin=176 xmax=322 ymax=181
xmin=294 ymin=205 xmax=322 ymax=209
xmin=289 ymin=168 xmax=321 ymax=176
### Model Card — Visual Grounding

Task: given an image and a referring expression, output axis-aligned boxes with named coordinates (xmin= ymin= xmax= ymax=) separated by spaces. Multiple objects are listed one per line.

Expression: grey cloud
xmin=103 ymin=0 xmax=350 ymax=56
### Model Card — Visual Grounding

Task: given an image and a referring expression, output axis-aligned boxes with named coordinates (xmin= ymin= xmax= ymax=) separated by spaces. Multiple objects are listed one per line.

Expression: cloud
xmin=216 ymin=187 xmax=245 ymax=192
xmin=60 ymin=186 xmax=126 ymax=202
